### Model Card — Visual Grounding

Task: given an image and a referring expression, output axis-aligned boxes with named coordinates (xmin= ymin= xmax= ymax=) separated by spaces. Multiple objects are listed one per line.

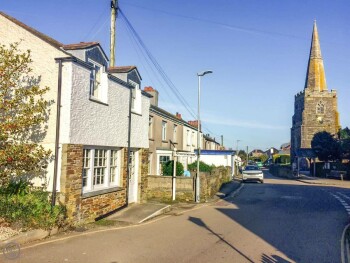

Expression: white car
xmin=242 ymin=165 xmax=264 ymax=183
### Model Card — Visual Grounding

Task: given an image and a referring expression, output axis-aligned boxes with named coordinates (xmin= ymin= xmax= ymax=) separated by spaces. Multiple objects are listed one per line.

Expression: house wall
xmin=200 ymin=154 xmax=233 ymax=167
xmin=0 ymin=14 xmax=69 ymax=190
xmin=59 ymin=61 xmax=149 ymax=149
xmin=148 ymin=109 xmax=184 ymax=175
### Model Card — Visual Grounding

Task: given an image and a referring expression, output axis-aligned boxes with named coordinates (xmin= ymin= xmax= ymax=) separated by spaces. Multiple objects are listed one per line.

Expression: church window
xmin=316 ymin=101 xmax=325 ymax=114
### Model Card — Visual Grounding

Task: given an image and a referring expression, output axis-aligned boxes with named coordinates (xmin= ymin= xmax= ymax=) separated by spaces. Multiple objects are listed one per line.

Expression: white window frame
xmin=89 ymin=59 xmax=104 ymax=100
xmin=128 ymin=79 xmax=141 ymax=114
xmin=82 ymin=148 xmax=121 ymax=193
xmin=158 ymin=155 xmax=171 ymax=175
xmin=162 ymin=121 xmax=167 ymax=141
xmin=187 ymin=130 xmax=191 ymax=146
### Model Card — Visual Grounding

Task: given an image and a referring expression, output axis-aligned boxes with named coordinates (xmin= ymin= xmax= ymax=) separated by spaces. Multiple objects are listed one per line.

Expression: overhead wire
xmin=120 ymin=13 xmax=175 ymax=104
xmin=119 ymin=8 xmax=197 ymax=120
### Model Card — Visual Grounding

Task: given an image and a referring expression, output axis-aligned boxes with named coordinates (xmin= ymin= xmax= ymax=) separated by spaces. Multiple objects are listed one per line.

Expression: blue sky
xmin=2 ymin=0 xmax=350 ymax=151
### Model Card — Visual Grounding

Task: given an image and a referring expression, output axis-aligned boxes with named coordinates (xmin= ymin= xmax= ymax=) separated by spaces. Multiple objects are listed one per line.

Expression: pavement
xmin=296 ymin=173 xmax=350 ymax=188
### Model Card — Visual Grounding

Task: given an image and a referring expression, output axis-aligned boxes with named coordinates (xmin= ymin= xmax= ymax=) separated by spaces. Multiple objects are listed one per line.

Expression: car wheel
xmin=261 ymin=180 xmax=264 ymax=184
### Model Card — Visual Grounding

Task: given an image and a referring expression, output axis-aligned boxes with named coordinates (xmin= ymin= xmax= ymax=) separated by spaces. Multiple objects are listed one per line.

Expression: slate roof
xmin=108 ymin=66 xmax=137 ymax=73
xmin=62 ymin=42 xmax=100 ymax=50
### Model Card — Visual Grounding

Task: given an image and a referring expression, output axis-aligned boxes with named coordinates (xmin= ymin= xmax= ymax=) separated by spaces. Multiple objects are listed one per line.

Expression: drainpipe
xmin=126 ymin=86 xmax=133 ymax=206
xmin=51 ymin=59 xmax=63 ymax=206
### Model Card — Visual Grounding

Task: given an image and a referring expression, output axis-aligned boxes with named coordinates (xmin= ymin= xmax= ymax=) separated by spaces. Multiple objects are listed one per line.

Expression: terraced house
xmin=144 ymin=87 xmax=198 ymax=176
xmin=0 ymin=12 xmax=151 ymax=222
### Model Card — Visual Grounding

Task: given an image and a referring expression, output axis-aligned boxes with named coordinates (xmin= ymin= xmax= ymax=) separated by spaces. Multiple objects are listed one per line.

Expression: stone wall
xmin=146 ymin=175 xmax=194 ymax=202
xmin=60 ymin=144 xmax=127 ymax=223
xmin=269 ymin=164 xmax=293 ymax=178
xmin=146 ymin=167 xmax=231 ymax=202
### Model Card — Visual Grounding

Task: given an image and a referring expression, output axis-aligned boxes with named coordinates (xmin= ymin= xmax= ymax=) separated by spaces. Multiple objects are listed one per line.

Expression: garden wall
xmin=146 ymin=167 xmax=231 ymax=202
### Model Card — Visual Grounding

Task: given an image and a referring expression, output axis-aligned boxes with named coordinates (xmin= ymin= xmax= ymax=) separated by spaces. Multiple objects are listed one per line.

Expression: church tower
xmin=291 ymin=21 xmax=340 ymax=161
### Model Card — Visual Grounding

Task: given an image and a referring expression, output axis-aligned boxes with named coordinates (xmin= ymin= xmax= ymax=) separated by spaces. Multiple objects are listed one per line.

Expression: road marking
xmin=330 ymin=194 xmax=350 ymax=216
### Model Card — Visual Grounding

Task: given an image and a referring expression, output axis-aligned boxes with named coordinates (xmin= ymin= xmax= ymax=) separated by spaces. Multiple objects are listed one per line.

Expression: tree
xmin=311 ymin=131 xmax=340 ymax=162
xmin=238 ymin=150 xmax=247 ymax=162
xmin=0 ymin=43 xmax=52 ymax=185
xmin=339 ymin=127 xmax=350 ymax=160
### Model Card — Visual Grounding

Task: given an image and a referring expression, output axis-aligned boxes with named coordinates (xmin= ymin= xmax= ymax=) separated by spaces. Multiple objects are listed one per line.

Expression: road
xmin=4 ymin=171 xmax=350 ymax=263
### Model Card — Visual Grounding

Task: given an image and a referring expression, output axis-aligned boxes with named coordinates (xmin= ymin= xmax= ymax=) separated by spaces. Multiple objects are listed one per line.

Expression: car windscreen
xmin=245 ymin=166 xmax=260 ymax=170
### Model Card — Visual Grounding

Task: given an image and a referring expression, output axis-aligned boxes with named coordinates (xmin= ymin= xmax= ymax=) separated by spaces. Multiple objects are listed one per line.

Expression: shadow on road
xmin=188 ymin=216 xmax=254 ymax=262
xmin=214 ymin=182 xmax=349 ymax=263
xmin=261 ymin=253 xmax=292 ymax=263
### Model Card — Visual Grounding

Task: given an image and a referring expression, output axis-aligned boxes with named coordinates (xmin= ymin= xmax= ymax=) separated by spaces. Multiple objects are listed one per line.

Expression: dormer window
xmin=128 ymin=79 xmax=142 ymax=114
xmin=89 ymin=60 xmax=103 ymax=100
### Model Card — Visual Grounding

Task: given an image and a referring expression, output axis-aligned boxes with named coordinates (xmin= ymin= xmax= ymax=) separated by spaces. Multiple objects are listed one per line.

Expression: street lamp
xmin=196 ymin=70 xmax=213 ymax=203
xmin=235 ymin=140 xmax=241 ymax=177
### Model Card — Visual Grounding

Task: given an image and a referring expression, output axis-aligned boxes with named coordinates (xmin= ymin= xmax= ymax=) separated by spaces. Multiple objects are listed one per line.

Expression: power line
xmin=119 ymin=8 xmax=197 ymax=120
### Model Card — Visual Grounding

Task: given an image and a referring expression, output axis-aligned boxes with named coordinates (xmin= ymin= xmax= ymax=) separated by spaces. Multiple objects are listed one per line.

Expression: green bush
xmin=188 ymin=161 xmax=215 ymax=173
xmin=273 ymin=154 xmax=291 ymax=164
xmin=0 ymin=182 xmax=66 ymax=230
xmin=162 ymin=160 xmax=184 ymax=176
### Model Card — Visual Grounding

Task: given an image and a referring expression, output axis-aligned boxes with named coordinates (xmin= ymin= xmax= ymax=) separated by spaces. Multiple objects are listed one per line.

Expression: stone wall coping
xmin=82 ymin=186 xmax=124 ymax=199
xmin=147 ymin=175 xmax=193 ymax=180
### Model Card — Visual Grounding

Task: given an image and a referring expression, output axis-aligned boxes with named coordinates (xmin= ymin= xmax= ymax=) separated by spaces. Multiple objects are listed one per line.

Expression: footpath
xmin=296 ymin=173 xmax=350 ymax=189
xmin=0 ymin=178 xmax=242 ymax=248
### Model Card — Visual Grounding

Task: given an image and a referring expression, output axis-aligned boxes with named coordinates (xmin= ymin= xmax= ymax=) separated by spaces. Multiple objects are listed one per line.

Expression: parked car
xmin=242 ymin=165 xmax=264 ymax=183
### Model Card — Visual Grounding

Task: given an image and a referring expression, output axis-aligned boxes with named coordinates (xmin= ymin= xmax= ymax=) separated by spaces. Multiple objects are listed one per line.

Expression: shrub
xmin=0 ymin=182 xmax=66 ymax=230
xmin=162 ymin=160 xmax=184 ymax=176
xmin=188 ymin=161 xmax=215 ymax=173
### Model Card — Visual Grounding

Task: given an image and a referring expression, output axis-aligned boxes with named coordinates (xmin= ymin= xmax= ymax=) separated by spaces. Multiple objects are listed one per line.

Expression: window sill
xmin=162 ymin=140 xmax=168 ymax=143
xmin=149 ymin=138 xmax=155 ymax=141
xmin=89 ymin=96 xmax=109 ymax=106
xmin=82 ymin=186 xmax=124 ymax=199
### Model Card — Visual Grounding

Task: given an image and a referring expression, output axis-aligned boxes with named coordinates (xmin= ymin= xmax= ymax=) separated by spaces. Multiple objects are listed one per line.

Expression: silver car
xmin=242 ymin=165 xmax=264 ymax=183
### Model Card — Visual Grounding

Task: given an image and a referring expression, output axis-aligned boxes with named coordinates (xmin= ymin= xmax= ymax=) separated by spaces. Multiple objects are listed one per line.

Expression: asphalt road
xmin=4 ymin=171 xmax=350 ymax=263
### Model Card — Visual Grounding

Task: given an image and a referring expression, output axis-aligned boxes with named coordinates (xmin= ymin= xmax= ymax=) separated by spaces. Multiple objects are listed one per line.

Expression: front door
xmin=128 ymin=150 xmax=139 ymax=203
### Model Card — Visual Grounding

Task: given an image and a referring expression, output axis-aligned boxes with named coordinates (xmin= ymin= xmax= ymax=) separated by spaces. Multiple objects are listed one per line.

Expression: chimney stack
xmin=144 ymin=86 xmax=159 ymax=106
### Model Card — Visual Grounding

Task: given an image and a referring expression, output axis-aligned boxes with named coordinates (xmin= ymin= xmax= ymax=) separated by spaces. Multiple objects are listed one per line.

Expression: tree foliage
xmin=0 ymin=43 xmax=52 ymax=185
xmin=311 ymin=131 xmax=340 ymax=162
xmin=188 ymin=161 xmax=215 ymax=173
xmin=162 ymin=160 xmax=184 ymax=176
xmin=339 ymin=127 xmax=350 ymax=160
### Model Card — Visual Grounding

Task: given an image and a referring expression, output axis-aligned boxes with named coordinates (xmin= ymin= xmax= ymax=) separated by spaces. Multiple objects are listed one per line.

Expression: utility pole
xmin=172 ymin=148 xmax=177 ymax=201
xmin=110 ymin=0 xmax=118 ymax=67
xmin=246 ymin=146 xmax=249 ymax=165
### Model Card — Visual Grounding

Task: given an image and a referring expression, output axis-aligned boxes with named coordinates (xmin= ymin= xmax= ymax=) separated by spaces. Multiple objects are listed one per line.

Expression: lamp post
xmin=235 ymin=140 xmax=241 ymax=177
xmin=196 ymin=70 xmax=213 ymax=203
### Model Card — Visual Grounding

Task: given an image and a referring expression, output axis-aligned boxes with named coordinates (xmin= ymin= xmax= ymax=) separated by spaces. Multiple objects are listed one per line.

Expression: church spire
xmin=304 ymin=21 xmax=327 ymax=91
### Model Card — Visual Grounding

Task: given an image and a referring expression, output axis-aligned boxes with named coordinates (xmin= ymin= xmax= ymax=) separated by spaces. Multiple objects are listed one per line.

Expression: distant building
xmin=279 ymin=143 xmax=291 ymax=155
xmin=249 ymin=149 xmax=264 ymax=158
xmin=291 ymin=22 xmax=340 ymax=162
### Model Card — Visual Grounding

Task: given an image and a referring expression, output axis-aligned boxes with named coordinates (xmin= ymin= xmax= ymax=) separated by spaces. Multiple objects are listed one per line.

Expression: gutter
xmin=126 ymin=86 xmax=133 ymax=206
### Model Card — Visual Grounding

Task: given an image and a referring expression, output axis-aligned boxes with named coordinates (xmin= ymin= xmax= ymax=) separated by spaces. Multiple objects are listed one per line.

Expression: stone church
xmin=291 ymin=21 xmax=340 ymax=162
